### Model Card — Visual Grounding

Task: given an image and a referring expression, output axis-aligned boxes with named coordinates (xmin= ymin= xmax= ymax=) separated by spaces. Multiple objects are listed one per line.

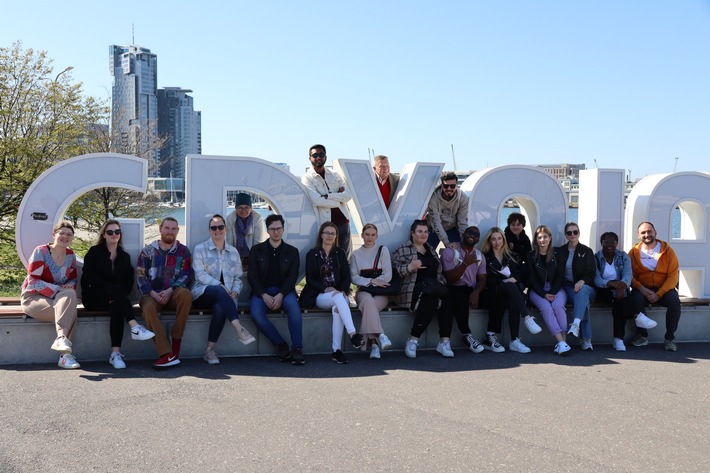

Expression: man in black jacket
xmin=247 ymin=214 xmax=305 ymax=365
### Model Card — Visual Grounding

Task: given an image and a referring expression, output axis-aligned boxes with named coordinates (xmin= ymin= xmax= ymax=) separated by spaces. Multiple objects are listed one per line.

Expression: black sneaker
xmin=332 ymin=349 xmax=349 ymax=364
xmin=291 ymin=348 xmax=306 ymax=365
xmin=276 ymin=342 xmax=291 ymax=362
xmin=350 ymin=333 xmax=365 ymax=350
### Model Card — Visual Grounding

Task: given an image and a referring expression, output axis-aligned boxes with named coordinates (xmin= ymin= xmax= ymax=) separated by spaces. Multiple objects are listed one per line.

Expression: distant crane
xmin=451 ymin=144 xmax=458 ymax=170
xmin=593 ymin=159 xmax=599 ymax=168
xmin=674 ymin=157 xmax=679 ymax=172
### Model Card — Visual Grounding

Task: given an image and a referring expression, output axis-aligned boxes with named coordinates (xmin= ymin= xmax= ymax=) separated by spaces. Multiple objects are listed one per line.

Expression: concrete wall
xmin=1 ymin=305 xmax=709 ymax=365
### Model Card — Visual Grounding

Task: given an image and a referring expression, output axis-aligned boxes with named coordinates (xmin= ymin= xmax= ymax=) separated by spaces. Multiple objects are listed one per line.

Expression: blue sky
xmin=3 ymin=1 xmax=709 ymax=177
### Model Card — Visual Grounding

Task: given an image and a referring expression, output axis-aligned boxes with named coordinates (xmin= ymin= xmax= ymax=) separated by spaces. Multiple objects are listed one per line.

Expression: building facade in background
xmin=109 ymin=44 xmax=159 ymax=176
xmin=157 ymin=87 xmax=202 ymax=181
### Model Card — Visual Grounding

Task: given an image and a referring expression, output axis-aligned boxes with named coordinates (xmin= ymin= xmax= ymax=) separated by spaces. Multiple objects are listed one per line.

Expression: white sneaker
xmin=580 ymin=338 xmax=593 ymax=351
xmin=635 ymin=312 xmax=657 ymax=329
xmin=109 ymin=352 xmax=126 ymax=369
xmin=436 ymin=340 xmax=454 ymax=358
xmin=378 ymin=333 xmax=392 ymax=350
xmin=51 ymin=336 xmax=72 ymax=354
xmin=524 ymin=316 xmax=542 ymax=334
xmin=58 ymin=353 xmax=80 ymax=369
xmin=568 ymin=322 xmax=580 ymax=338
xmin=404 ymin=339 xmax=418 ymax=358
xmin=554 ymin=341 xmax=571 ymax=355
xmin=370 ymin=344 xmax=381 ymax=359
xmin=612 ymin=338 xmax=627 ymax=351
xmin=131 ymin=324 xmax=155 ymax=341
xmin=509 ymin=338 xmax=531 ymax=353
xmin=203 ymin=348 xmax=220 ymax=365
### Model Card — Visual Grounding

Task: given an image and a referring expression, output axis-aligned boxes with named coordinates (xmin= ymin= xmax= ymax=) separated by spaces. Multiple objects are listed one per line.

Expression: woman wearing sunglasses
xmin=300 ymin=222 xmax=364 ymax=364
xmin=191 ymin=214 xmax=256 ymax=364
xmin=82 ymin=220 xmax=155 ymax=369
xmin=557 ymin=222 xmax=597 ymax=351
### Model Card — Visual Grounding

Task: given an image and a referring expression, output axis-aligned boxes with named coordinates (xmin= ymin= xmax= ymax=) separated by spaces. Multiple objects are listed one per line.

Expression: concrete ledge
xmin=1 ymin=305 xmax=709 ymax=365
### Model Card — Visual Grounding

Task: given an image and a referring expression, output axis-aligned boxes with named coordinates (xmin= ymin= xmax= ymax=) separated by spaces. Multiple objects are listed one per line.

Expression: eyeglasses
xmin=105 ymin=229 xmax=121 ymax=236
xmin=321 ymin=231 xmax=337 ymax=237
xmin=442 ymin=184 xmax=457 ymax=189
xmin=566 ymin=230 xmax=579 ymax=236
xmin=210 ymin=225 xmax=226 ymax=231
xmin=310 ymin=152 xmax=325 ymax=159
xmin=267 ymin=227 xmax=284 ymax=232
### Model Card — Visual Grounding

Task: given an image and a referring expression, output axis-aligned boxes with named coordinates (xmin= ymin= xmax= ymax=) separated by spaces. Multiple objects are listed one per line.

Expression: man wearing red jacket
xmin=628 ymin=221 xmax=681 ymax=351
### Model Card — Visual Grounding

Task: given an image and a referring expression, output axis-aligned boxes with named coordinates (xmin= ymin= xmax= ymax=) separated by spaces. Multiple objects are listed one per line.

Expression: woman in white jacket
xmin=192 ymin=214 xmax=256 ymax=364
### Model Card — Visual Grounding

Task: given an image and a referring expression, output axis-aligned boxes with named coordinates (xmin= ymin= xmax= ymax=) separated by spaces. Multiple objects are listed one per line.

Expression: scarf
xmin=319 ymin=248 xmax=336 ymax=288
xmin=235 ymin=213 xmax=253 ymax=259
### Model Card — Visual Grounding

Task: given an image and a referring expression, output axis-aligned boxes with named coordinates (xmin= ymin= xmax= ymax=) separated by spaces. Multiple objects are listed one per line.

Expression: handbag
xmin=359 ymin=246 xmax=401 ymax=296
xmin=359 ymin=246 xmax=384 ymax=279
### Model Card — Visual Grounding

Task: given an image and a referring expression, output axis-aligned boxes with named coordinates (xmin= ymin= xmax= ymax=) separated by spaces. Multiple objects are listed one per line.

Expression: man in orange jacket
xmin=628 ymin=221 xmax=681 ymax=351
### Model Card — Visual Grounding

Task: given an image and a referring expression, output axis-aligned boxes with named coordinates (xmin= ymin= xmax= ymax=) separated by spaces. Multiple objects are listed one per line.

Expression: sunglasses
xmin=442 ymin=184 xmax=457 ymax=189
xmin=566 ymin=230 xmax=579 ymax=236
xmin=310 ymin=152 xmax=325 ymax=159
xmin=210 ymin=225 xmax=226 ymax=231
xmin=105 ymin=229 xmax=121 ymax=236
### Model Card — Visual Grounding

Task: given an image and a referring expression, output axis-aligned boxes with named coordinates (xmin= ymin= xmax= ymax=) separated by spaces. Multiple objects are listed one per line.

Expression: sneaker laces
xmin=487 ymin=335 xmax=500 ymax=346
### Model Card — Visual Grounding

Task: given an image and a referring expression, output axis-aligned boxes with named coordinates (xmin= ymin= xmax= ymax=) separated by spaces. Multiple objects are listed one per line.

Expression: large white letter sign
xmin=185 ymin=155 xmax=318 ymax=271
xmin=336 ymin=159 xmax=444 ymax=250
xmin=625 ymin=172 xmax=710 ymax=298
xmin=578 ymin=168 xmax=626 ymax=252
xmin=461 ymin=165 xmax=568 ymax=246
xmin=16 ymin=153 xmax=147 ymax=266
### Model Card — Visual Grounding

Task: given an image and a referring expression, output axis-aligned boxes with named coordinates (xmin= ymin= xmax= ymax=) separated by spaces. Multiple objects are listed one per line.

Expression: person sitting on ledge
xmin=21 ymin=221 xmax=81 ymax=369
xmin=226 ymin=192 xmax=266 ymax=271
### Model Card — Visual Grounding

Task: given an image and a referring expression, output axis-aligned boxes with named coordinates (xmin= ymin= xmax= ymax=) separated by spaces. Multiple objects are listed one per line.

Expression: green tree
xmin=0 ymin=41 xmax=108 ymax=243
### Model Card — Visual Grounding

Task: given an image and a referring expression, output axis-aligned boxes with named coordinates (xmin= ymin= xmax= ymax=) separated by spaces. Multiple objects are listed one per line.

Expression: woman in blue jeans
xmin=191 ymin=214 xmax=256 ymax=364
xmin=557 ymin=222 xmax=597 ymax=351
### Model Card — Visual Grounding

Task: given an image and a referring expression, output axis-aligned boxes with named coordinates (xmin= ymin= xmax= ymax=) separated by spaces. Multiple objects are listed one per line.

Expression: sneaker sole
xmin=203 ymin=358 xmax=220 ymax=365
xmin=291 ymin=359 xmax=306 ymax=365
xmin=131 ymin=334 xmax=155 ymax=341
xmin=436 ymin=349 xmax=454 ymax=358
xmin=509 ymin=346 xmax=531 ymax=354
xmin=239 ymin=337 xmax=256 ymax=345
xmin=51 ymin=344 xmax=72 ymax=354
xmin=110 ymin=360 xmax=127 ymax=369
xmin=468 ymin=346 xmax=485 ymax=354
xmin=331 ymin=358 xmax=349 ymax=364
xmin=153 ymin=359 xmax=181 ymax=368
xmin=631 ymin=341 xmax=649 ymax=347
xmin=58 ymin=363 xmax=80 ymax=369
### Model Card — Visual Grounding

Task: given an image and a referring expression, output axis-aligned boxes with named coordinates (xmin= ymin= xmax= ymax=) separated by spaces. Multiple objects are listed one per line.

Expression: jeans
xmin=630 ymin=287 xmax=682 ymax=340
xmin=480 ymin=282 xmax=527 ymax=339
xmin=194 ymin=285 xmax=240 ymax=344
xmin=563 ymin=281 xmax=596 ymax=339
xmin=411 ymin=291 xmax=453 ymax=339
xmin=528 ymin=283 xmax=567 ymax=337
xmin=426 ymin=226 xmax=461 ymax=250
xmin=337 ymin=222 xmax=352 ymax=259
xmin=596 ymin=288 xmax=643 ymax=339
xmin=249 ymin=287 xmax=303 ymax=349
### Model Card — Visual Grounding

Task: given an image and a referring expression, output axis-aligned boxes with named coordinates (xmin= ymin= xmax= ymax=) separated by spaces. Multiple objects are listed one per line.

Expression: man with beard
xmin=628 ymin=221 xmax=680 ymax=351
xmin=440 ymin=226 xmax=488 ymax=355
xmin=301 ymin=144 xmax=354 ymax=257
xmin=426 ymin=172 xmax=469 ymax=250
xmin=137 ymin=217 xmax=194 ymax=367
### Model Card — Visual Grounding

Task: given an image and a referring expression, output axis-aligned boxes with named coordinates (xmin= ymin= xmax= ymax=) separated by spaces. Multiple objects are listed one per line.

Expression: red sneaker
xmin=153 ymin=353 xmax=180 ymax=367
xmin=171 ymin=338 xmax=182 ymax=359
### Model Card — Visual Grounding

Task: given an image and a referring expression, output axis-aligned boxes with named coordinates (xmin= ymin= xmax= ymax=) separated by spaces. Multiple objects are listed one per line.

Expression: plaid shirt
xmin=391 ymin=240 xmax=445 ymax=310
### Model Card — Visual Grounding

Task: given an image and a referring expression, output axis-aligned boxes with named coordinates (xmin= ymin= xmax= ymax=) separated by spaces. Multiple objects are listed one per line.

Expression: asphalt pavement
xmin=1 ymin=341 xmax=709 ymax=472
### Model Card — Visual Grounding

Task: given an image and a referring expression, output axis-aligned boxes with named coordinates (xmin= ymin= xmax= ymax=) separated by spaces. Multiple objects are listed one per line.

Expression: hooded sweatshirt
xmin=628 ymin=239 xmax=679 ymax=298
xmin=426 ymin=186 xmax=469 ymax=246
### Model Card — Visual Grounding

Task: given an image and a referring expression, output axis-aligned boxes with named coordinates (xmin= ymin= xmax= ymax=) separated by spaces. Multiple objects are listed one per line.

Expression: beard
xmin=161 ymin=234 xmax=176 ymax=245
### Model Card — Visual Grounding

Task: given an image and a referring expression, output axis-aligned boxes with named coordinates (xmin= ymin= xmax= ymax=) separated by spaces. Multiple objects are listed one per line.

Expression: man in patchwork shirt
xmin=137 ymin=217 xmax=194 ymax=367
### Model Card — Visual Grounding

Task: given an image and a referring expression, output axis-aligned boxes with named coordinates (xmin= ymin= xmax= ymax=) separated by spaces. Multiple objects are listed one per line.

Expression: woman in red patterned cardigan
xmin=20 ymin=221 xmax=81 ymax=369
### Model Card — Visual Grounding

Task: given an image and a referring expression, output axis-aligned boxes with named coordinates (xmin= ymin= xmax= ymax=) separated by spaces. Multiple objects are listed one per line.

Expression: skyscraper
xmin=109 ymin=44 xmax=159 ymax=176
xmin=157 ymin=87 xmax=202 ymax=180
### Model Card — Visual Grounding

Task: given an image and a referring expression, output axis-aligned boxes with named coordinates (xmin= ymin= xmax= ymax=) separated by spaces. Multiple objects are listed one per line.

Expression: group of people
xmin=19 ymin=145 xmax=683 ymax=370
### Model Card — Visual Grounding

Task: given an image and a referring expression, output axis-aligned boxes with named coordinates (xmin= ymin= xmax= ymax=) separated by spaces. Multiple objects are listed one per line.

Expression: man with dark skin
xmin=301 ymin=144 xmax=353 ymax=257
xmin=440 ymin=226 xmax=487 ymax=354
